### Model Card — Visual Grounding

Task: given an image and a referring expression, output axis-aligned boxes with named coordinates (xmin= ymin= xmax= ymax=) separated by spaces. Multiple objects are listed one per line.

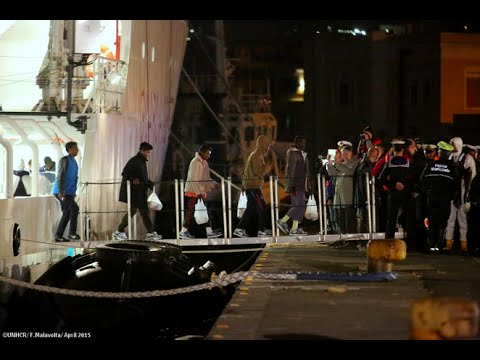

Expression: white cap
xmin=391 ymin=140 xmax=405 ymax=145
xmin=337 ymin=140 xmax=353 ymax=148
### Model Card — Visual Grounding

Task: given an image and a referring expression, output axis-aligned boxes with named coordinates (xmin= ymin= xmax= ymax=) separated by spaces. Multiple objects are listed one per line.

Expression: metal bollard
xmin=410 ymin=298 xmax=479 ymax=340
xmin=366 ymin=239 xmax=406 ymax=273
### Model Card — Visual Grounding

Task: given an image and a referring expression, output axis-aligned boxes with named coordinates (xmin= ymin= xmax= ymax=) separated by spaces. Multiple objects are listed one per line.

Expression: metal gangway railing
xmin=77 ymin=172 xmax=382 ymax=246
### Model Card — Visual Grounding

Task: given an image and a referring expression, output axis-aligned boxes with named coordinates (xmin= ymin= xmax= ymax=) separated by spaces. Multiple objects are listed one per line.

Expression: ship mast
xmin=215 ymin=20 xmax=226 ymax=99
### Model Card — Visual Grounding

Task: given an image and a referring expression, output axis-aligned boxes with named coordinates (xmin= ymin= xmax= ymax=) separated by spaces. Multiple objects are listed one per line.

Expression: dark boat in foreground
xmin=2 ymin=240 xmax=263 ymax=341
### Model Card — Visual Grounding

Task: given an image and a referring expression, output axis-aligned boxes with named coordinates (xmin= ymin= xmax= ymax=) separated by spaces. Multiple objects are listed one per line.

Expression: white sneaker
xmin=276 ymin=220 xmax=289 ymax=234
xmin=179 ymin=230 xmax=193 ymax=239
xmin=146 ymin=231 xmax=162 ymax=240
xmin=113 ymin=231 xmax=128 ymax=240
xmin=258 ymin=229 xmax=272 ymax=236
xmin=233 ymin=228 xmax=248 ymax=238
xmin=289 ymin=228 xmax=307 ymax=236
xmin=207 ymin=230 xmax=223 ymax=238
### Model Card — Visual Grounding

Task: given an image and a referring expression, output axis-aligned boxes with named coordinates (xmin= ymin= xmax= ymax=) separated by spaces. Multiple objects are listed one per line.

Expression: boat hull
xmin=2 ymin=241 xmax=235 ymax=340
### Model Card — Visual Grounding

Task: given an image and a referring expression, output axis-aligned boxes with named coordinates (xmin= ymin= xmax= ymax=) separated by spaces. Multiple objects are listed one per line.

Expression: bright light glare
xmin=296 ymin=69 xmax=305 ymax=95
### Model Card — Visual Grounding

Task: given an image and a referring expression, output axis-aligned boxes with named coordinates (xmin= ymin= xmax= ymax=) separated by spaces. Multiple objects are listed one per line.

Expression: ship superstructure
xmin=0 ymin=20 xmax=188 ymax=281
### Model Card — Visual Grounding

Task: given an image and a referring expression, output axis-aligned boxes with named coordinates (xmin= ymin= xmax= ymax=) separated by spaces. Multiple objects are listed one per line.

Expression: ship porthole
xmin=13 ymin=223 xmax=21 ymax=257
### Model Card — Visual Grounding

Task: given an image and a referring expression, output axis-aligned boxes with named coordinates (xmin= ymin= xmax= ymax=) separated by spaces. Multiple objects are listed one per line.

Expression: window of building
xmin=279 ymin=77 xmax=297 ymax=94
xmin=339 ymin=82 xmax=350 ymax=105
xmin=408 ymin=81 xmax=418 ymax=106
xmin=423 ymin=80 xmax=430 ymax=105
xmin=335 ymin=80 xmax=353 ymax=106
xmin=465 ymin=69 xmax=480 ymax=109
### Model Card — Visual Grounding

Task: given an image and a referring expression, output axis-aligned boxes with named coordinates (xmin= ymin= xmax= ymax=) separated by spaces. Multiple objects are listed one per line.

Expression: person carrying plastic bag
xmin=277 ymin=136 xmax=312 ymax=236
xmin=233 ymin=135 xmax=273 ymax=238
xmin=180 ymin=144 xmax=221 ymax=239
xmin=147 ymin=186 xmax=163 ymax=211
xmin=113 ymin=142 xmax=162 ymax=241
xmin=304 ymin=194 xmax=318 ymax=221
xmin=237 ymin=191 xmax=248 ymax=219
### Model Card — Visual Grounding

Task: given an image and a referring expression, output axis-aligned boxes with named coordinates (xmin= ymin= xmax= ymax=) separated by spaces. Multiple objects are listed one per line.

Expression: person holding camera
xmin=357 ymin=126 xmax=379 ymax=160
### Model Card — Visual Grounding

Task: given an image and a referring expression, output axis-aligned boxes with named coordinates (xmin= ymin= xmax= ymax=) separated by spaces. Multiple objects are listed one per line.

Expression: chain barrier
xmin=18 ymin=237 xmax=108 ymax=249
xmin=17 ymin=237 xmax=268 ymax=252
xmin=0 ymin=271 xmax=295 ymax=299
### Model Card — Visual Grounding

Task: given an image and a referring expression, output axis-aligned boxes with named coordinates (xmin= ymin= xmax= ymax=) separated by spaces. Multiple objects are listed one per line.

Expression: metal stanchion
xmin=317 ymin=173 xmax=324 ymax=242
xmin=79 ymin=191 xmax=84 ymax=246
xmin=227 ymin=177 xmax=232 ymax=239
xmin=127 ymin=180 xmax=132 ymax=240
xmin=274 ymin=176 xmax=280 ymax=238
xmin=174 ymin=179 xmax=180 ymax=244
xmin=133 ymin=213 xmax=138 ymax=240
xmin=180 ymin=179 xmax=185 ymax=226
xmin=366 ymin=172 xmax=373 ymax=240
xmin=85 ymin=183 xmax=90 ymax=242
xmin=86 ymin=214 xmax=90 ymax=243
xmin=221 ymin=178 xmax=227 ymax=244
xmin=372 ymin=176 xmax=377 ymax=233
xmin=269 ymin=175 xmax=276 ymax=242
xmin=322 ymin=175 xmax=328 ymax=236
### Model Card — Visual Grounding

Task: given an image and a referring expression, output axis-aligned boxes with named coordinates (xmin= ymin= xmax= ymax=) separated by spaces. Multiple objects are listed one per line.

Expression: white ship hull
xmin=0 ymin=20 xmax=188 ymax=282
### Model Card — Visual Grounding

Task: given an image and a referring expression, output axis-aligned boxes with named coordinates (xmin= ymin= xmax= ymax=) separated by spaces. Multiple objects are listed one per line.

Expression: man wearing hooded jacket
xmin=277 ymin=136 xmax=311 ymax=235
xmin=233 ymin=135 xmax=272 ymax=238
xmin=444 ymin=137 xmax=477 ymax=252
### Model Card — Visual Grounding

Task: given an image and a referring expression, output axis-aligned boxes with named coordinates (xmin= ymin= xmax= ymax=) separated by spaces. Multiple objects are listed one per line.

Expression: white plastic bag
xmin=194 ymin=198 xmax=209 ymax=225
xmin=237 ymin=191 xmax=247 ymax=219
xmin=304 ymin=195 xmax=318 ymax=221
xmin=147 ymin=190 xmax=163 ymax=211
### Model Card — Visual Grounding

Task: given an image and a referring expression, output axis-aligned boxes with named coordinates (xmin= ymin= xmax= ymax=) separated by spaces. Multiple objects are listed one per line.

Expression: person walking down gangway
xmin=179 ymin=144 xmax=221 ymax=239
xmin=276 ymin=136 xmax=311 ymax=236
xmin=113 ymin=142 xmax=162 ymax=241
xmin=52 ymin=142 xmax=80 ymax=242
xmin=233 ymin=135 xmax=273 ymax=238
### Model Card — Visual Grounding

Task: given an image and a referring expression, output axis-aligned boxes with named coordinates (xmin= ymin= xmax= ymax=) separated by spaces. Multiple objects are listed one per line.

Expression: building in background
xmin=168 ymin=20 xmax=480 ymax=176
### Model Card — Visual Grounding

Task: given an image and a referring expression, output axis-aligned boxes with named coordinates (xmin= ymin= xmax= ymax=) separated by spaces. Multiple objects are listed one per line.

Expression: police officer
xmin=420 ymin=141 xmax=459 ymax=252
xmin=422 ymin=144 xmax=438 ymax=165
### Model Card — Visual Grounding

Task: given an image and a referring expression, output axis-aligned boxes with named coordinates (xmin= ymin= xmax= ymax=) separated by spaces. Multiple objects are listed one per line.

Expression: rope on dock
xmin=0 ymin=269 xmax=396 ymax=299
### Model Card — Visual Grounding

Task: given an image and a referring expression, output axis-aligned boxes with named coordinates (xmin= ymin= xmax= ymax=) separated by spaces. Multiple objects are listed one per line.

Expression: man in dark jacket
xmin=420 ymin=141 xmax=459 ymax=252
xmin=52 ymin=142 xmax=80 ymax=242
xmin=354 ymin=146 xmax=378 ymax=233
xmin=276 ymin=136 xmax=311 ymax=235
xmin=113 ymin=142 xmax=162 ymax=241
xmin=376 ymin=140 xmax=412 ymax=239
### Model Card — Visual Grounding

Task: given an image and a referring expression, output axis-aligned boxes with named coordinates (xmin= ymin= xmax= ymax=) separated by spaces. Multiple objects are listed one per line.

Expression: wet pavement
xmin=208 ymin=243 xmax=480 ymax=340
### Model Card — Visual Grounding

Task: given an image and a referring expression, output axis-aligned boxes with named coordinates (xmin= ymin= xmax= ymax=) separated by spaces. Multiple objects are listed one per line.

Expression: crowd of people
xmin=20 ymin=132 xmax=478 ymax=255
xmin=13 ymin=156 xmax=56 ymax=197
xmin=108 ymin=131 xmax=479 ymax=257
xmin=315 ymin=127 xmax=480 ymax=255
